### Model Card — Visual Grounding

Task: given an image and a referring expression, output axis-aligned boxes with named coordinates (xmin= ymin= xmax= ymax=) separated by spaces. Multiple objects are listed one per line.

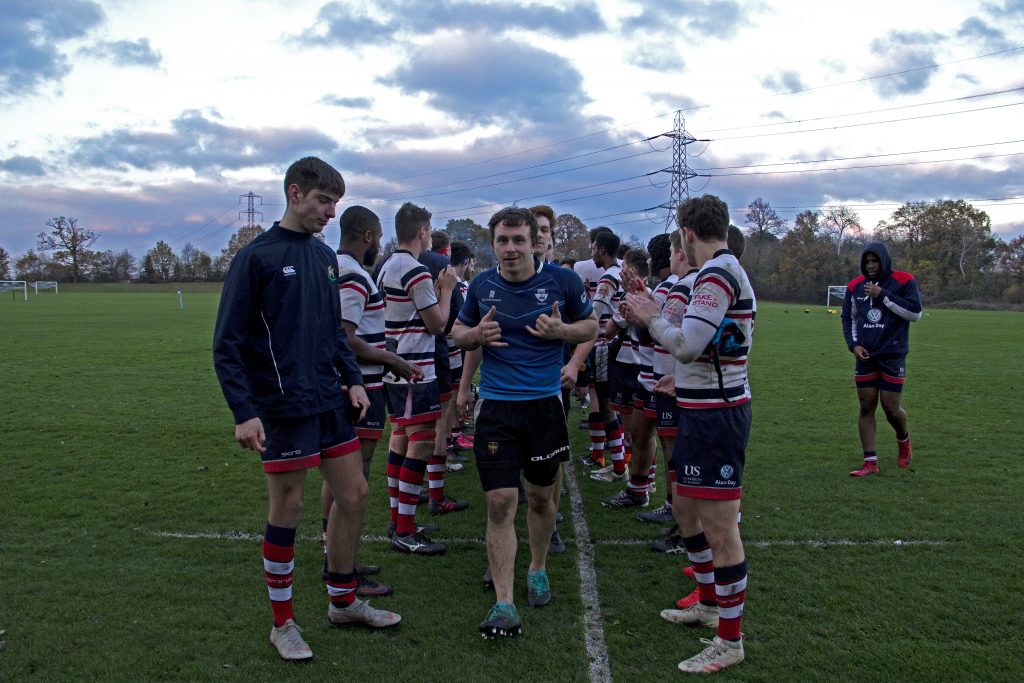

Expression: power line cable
xmin=694 ymin=139 xmax=1024 ymax=171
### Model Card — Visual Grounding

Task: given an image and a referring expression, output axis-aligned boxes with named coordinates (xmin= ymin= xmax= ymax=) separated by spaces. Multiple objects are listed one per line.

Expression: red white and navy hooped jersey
xmin=650 ymin=251 xmax=755 ymax=409
xmin=643 ymin=273 xmax=679 ymax=388
xmin=375 ymin=249 xmax=439 ymax=382
xmin=573 ymin=259 xmax=604 ymax=300
xmin=654 ymin=271 xmax=695 ymax=380
xmin=337 ymin=252 xmax=386 ymax=389
xmin=445 ymin=277 xmax=470 ymax=372
xmin=594 ymin=264 xmax=624 ymax=352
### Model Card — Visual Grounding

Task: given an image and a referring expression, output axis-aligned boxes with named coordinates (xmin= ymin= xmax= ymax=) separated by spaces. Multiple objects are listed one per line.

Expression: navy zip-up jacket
xmin=841 ymin=242 xmax=922 ymax=358
xmin=213 ymin=223 xmax=363 ymax=424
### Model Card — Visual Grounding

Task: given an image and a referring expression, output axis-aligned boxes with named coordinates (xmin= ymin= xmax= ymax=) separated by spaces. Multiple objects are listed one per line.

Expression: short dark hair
xmin=647 ymin=233 xmax=671 ymax=274
xmin=283 ymin=157 xmax=344 ymax=200
xmin=676 ymin=194 xmax=729 ymax=242
xmin=559 ymin=257 xmax=576 ymax=268
xmin=395 ymin=202 xmax=431 ymax=242
xmin=589 ymin=225 xmax=613 ymax=243
xmin=339 ymin=205 xmax=380 ymax=245
xmin=727 ymin=225 xmax=746 ymax=259
xmin=430 ymin=230 xmax=450 ymax=252
xmin=624 ymin=247 xmax=649 ymax=277
xmin=593 ymin=230 xmax=620 ymax=257
xmin=450 ymin=240 xmax=473 ymax=266
xmin=488 ymin=207 xmax=538 ymax=244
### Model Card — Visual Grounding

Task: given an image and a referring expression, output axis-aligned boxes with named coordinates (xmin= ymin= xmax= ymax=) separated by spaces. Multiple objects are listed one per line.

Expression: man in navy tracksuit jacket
xmin=841 ymin=241 xmax=922 ymax=477
xmin=213 ymin=157 xmax=398 ymax=662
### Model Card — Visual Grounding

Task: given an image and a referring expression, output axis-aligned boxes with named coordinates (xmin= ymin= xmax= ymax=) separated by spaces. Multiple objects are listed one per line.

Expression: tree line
xmin=2 ymin=200 xmax=1021 ymax=304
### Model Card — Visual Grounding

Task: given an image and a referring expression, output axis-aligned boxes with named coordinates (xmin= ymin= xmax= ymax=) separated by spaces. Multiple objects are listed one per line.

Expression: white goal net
xmin=34 ymin=281 xmax=59 ymax=294
xmin=826 ymin=285 xmax=846 ymax=308
xmin=0 ymin=280 xmax=28 ymax=301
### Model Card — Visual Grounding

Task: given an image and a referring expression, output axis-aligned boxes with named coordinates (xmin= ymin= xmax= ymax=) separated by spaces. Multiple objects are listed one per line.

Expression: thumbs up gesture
xmin=527 ymin=301 xmax=564 ymax=339
xmin=476 ymin=306 xmax=507 ymax=348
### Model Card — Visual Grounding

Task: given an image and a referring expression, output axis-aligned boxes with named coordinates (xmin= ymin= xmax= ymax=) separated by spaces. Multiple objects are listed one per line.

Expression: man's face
xmin=682 ymin=227 xmax=698 ymax=266
xmin=590 ymin=240 xmax=605 ymax=267
xmin=864 ymin=253 xmax=880 ymax=280
xmin=494 ymin=222 xmax=534 ymax=279
xmin=670 ymin=243 xmax=689 ymax=276
xmin=534 ymin=216 xmax=553 ymax=258
xmin=291 ymin=186 xmax=340 ymax=234
xmin=364 ymin=223 xmax=383 ymax=267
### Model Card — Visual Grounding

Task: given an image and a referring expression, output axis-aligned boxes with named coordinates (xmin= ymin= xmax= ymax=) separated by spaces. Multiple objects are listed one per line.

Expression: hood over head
xmin=861 ymin=242 xmax=892 ymax=281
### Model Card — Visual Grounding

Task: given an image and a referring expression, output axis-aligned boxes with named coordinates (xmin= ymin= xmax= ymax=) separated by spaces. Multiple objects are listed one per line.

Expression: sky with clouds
xmin=1 ymin=0 xmax=1022 ymax=259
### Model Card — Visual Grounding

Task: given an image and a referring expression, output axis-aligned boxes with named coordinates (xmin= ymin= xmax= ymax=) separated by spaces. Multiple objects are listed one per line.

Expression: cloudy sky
xmin=1 ymin=0 xmax=1022 ymax=260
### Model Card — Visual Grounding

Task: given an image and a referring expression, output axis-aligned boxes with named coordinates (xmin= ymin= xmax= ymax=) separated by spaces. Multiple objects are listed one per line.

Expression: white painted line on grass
xmin=145 ymin=529 xmax=952 ymax=549
xmin=598 ymin=538 xmax=953 ymax=548
xmin=563 ymin=465 xmax=612 ymax=683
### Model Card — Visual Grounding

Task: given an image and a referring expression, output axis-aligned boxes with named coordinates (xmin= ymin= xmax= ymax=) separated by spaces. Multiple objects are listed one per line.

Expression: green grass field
xmin=1 ymin=286 xmax=1022 ymax=681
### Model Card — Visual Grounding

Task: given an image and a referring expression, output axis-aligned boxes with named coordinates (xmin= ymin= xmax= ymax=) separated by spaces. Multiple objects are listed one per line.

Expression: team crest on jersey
xmin=487 ymin=441 xmax=499 ymax=455
xmin=282 ymin=266 xmax=296 ymax=277
xmin=866 ymin=308 xmax=882 ymax=323
xmin=719 ymin=465 xmax=734 ymax=479
xmin=535 ymin=288 xmax=548 ymax=303
xmin=327 ymin=265 xmax=337 ymax=282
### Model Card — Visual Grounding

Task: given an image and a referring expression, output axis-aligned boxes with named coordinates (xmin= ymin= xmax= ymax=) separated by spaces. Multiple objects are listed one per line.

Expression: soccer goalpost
xmin=826 ymin=285 xmax=846 ymax=308
xmin=34 ymin=281 xmax=59 ymax=295
xmin=1 ymin=280 xmax=28 ymax=301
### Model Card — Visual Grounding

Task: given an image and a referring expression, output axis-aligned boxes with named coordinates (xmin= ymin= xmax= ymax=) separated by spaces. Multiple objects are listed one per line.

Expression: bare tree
xmin=0 ymin=246 xmax=10 ymax=279
xmin=744 ymin=198 xmax=787 ymax=238
xmin=37 ymin=216 xmax=99 ymax=282
xmin=821 ymin=206 xmax=862 ymax=255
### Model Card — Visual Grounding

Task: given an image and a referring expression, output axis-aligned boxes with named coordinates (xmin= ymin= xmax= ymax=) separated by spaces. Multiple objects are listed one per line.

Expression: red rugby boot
xmin=898 ymin=437 xmax=913 ymax=469
xmin=850 ymin=461 xmax=879 ymax=477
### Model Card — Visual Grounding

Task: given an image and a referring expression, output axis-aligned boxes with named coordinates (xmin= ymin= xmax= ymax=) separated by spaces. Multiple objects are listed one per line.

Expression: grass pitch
xmin=1 ymin=287 xmax=1021 ymax=681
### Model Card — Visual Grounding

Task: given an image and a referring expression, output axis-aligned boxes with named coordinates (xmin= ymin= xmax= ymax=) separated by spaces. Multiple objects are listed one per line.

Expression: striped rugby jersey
xmin=639 ymin=273 xmax=678 ymax=390
xmin=649 ymin=251 xmax=755 ymax=409
xmin=375 ymin=249 xmax=439 ymax=382
xmin=593 ymin=264 xmax=623 ymax=353
xmin=337 ymin=252 xmax=386 ymax=388
xmin=573 ymin=259 xmax=604 ymax=300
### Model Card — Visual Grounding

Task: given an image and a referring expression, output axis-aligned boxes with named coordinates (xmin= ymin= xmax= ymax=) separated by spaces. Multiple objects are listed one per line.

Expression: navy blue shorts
xmin=385 ymin=380 xmax=442 ymax=427
xmin=609 ymin=361 xmax=639 ymax=413
xmin=260 ymin=406 xmax=360 ymax=474
xmin=855 ymin=356 xmax=906 ymax=393
xmin=450 ymin=358 xmax=463 ymax=389
xmin=635 ymin=385 xmax=656 ymax=418
xmin=473 ymin=395 xmax=567 ymax=492
xmin=435 ymin=341 xmax=452 ymax=402
xmin=654 ymin=390 xmax=678 ymax=438
xmin=354 ymin=386 xmax=386 ymax=440
xmin=672 ymin=402 xmax=751 ymax=500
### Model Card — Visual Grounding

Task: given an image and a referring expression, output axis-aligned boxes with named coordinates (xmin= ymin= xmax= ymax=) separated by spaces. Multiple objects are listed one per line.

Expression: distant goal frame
xmin=34 ymin=280 xmax=59 ymax=295
xmin=1 ymin=280 xmax=28 ymax=301
xmin=826 ymin=285 xmax=846 ymax=308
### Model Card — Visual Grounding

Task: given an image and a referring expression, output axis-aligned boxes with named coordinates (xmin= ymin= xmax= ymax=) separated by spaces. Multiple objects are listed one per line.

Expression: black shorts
xmin=855 ymin=356 xmax=906 ymax=393
xmin=385 ymin=380 xmax=442 ymax=427
xmin=473 ymin=395 xmax=568 ymax=492
xmin=354 ymin=385 xmax=386 ymax=440
xmin=609 ymin=361 xmax=639 ymax=413
xmin=672 ymin=402 xmax=751 ymax=500
xmin=260 ymin=407 xmax=360 ymax=474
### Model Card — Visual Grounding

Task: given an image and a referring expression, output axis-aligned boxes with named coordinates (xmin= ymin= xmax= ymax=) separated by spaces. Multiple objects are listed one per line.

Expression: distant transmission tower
xmin=239 ymin=192 xmax=264 ymax=227
xmin=661 ymin=110 xmax=699 ymax=231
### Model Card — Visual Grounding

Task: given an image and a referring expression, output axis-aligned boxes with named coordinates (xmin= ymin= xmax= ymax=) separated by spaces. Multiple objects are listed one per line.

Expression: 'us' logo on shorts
xmin=487 ymin=442 xmax=499 ymax=454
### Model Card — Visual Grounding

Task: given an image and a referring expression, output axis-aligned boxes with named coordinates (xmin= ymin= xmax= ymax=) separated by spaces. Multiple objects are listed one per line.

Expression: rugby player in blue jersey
xmin=452 ymin=207 xmax=598 ymax=637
